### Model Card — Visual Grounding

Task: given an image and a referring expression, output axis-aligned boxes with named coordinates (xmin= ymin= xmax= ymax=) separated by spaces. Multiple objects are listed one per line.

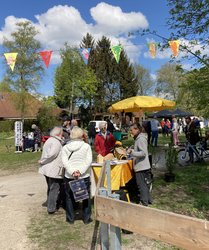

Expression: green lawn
xmin=0 ymin=136 xmax=41 ymax=172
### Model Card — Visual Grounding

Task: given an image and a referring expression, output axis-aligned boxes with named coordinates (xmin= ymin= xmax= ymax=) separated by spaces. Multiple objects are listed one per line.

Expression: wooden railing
xmin=94 ymin=161 xmax=209 ymax=250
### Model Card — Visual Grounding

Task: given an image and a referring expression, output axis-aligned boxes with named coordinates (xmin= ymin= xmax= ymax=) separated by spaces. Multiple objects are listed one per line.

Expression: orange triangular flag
xmin=169 ymin=40 xmax=180 ymax=57
xmin=39 ymin=50 xmax=52 ymax=68
xmin=147 ymin=42 xmax=158 ymax=58
xmin=4 ymin=53 xmax=18 ymax=71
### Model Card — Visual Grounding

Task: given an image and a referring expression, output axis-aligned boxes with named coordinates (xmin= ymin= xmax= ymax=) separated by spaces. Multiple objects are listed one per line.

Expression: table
xmin=91 ymin=160 xmax=133 ymax=196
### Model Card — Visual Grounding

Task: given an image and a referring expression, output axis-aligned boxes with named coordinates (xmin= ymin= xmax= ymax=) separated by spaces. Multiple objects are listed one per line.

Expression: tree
xmin=134 ymin=65 xmax=153 ymax=95
xmin=167 ymin=0 xmax=209 ymax=67
xmin=178 ymin=67 xmax=209 ymax=118
xmin=54 ymin=44 xmax=97 ymax=114
xmin=90 ymin=36 xmax=118 ymax=112
xmin=116 ymin=50 xmax=138 ymax=99
xmin=156 ymin=63 xmax=183 ymax=100
xmin=36 ymin=106 xmax=59 ymax=132
xmin=0 ymin=79 xmax=11 ymax=92
xmin=3 ymin=21 xmax=44 ymax=119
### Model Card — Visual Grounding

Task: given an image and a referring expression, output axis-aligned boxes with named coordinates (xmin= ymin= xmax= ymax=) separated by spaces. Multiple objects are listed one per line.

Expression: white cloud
xmin=0 ymin=3 xmax=149 ymax=64
xmin=0 ymin=16 xmax=29 ymax=44
xmin=90 ymin=2 xmax=148 ymax=35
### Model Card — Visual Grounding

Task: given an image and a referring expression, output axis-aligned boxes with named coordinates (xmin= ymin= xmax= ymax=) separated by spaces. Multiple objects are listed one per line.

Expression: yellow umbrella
xmin=108 ymin=96 xmax=176 ymax=113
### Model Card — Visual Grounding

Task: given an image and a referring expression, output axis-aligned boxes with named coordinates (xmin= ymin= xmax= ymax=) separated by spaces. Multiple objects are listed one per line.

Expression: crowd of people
xmin=37 ymin=116 xmax=155 ymax=225
xmin=37 ymin=114 xmax=208 ymax=225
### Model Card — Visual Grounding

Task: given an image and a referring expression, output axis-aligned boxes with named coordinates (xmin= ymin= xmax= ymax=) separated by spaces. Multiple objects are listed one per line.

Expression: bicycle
xmin=177 ymin=140 xmax=209 ymax=166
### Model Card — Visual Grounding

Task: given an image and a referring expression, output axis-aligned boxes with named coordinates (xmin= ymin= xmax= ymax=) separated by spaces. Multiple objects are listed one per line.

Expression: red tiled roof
xmin=0 ymin=92 xmax=61 ymax=119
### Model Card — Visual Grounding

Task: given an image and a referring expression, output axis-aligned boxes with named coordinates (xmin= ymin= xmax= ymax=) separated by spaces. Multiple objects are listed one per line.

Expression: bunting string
xmin=0 ymin=39 xmax=195 ymax=70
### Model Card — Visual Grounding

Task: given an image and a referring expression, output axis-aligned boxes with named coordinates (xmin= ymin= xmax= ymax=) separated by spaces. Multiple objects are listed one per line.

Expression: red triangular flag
xmin=39 ymin=50 xmax=52 ymax=68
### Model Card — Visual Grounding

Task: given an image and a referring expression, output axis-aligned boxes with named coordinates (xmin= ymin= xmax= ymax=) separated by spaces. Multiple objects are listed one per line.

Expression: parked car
xmin=88 ymin=120 xmax=119 ymax=133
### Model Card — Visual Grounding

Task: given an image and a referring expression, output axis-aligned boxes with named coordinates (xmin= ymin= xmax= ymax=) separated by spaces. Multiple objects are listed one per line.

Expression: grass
xmin=28 ymin=209 xmax=95 ymax=250
xmin=0 ymin=137 xmax=41 ymax=172
xmin=152 ymin=163 xmax=209 ymax=220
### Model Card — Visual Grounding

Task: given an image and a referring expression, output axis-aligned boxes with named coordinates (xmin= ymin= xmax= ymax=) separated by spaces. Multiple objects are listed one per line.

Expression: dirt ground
xmin=0 ymin=171 xmax=45 ymax=250
xmin=0 ymin=171 xmax=162 ymax=250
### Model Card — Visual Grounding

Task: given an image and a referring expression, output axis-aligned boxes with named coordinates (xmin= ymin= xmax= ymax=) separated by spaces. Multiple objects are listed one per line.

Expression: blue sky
xmin=0 ymin=0 xmax=194 ymax=96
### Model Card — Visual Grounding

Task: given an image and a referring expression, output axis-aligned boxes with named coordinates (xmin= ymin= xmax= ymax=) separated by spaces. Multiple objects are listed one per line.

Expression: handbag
xmin=69 ymin=178 xmax=89 ymax=202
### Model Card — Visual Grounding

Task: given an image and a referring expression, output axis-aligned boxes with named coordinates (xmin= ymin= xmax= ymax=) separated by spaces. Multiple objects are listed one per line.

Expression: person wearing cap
xmin=184 ymin=116 xmax=200 ymax=163
xmin=62 ymin=116 xmax=71 ymax=142
xmin=94 ymin=121 xmax=116 ymax=156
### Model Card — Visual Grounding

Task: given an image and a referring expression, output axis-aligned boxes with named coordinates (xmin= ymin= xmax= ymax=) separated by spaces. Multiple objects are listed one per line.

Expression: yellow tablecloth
xmin=92 ymin=160 xmax=133 ymax=191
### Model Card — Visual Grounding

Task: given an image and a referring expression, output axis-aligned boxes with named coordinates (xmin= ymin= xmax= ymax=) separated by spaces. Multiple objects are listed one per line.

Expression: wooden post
xmin=99 ymin=188 xmax=109 ymax=250
xmin=105 ymin=160 xmax=112 ymax=197
xmin=109 ymin=193 xmax=121 ymax=250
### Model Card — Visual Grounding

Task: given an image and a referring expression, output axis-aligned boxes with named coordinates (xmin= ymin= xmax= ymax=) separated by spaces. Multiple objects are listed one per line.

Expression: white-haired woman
xmin=94 ymin=121 xmax=116 ymax=156
xmin=38 ymin=126 xmax=64 ymax=214
xmin=62 ymin=126 xmax=93 ymax=224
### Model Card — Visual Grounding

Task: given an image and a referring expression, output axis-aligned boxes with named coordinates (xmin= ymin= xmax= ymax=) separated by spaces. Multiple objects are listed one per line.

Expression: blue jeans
xmin=64 ymin=177 xmax=91 ymax=223
xmin=151 ymin=130 xmax=158 ymax=146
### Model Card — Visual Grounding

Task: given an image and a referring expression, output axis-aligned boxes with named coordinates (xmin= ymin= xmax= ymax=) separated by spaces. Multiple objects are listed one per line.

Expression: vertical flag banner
xmin=169 ymin=40 xmax=180 ymax=57
xmin=148 ymin=42 xmax=158 ymax=58
xmin=39 ymin=50 xmax=52 ymax=68
xmin=79 ymin=48 xmax=91 ymax=65
xmin=111 ymin=45 xmax=122 ymax=63
xmin=4 ymin=53 xmax=18 ymax=71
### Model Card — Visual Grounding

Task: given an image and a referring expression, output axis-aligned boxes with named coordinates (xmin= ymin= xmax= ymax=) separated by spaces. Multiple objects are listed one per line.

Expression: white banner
xmin=15 ymin=121 xmax=23 ymax=147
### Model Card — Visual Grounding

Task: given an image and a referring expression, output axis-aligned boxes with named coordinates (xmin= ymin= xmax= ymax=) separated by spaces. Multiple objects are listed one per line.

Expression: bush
xmin=36 ymin=106 xmax=60 ymax=132
xmin=0 ymin=120 xmax=14 ymax=133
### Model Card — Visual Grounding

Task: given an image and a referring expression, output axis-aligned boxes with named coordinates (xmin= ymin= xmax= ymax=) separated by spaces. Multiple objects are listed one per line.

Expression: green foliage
xmin=178 ymin=67 xmax=209 ymax=118
xmin=3 ymin=21 xmax=44 ymax=119
xmin=80 ymin=33 xmax=138 ymax=113
xmin=0 ymin=80 xmax=11 ymax=92
xmin=117 ymin=50 xmax=138 ymax=99
xmin=134 ymin=64 xmax=153 ymax=95
xmin=36 ymin=106 xmax=59 ymax=132
xmin=0 ymin=120 xmax=14 ymax=133
xmin=165 ymin=145 xmax=178 ymax=174
xmin=167 ymin=0 xmax=209 ymax=67
xmin=54 ymin=45 xmax=97 ymax=110
xmin=156 ymin=63 xmax=183 ymax=100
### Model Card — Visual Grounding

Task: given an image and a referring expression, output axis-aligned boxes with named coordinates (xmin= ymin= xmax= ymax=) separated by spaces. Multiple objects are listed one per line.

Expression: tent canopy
xmin=148 ymin=108 xmax=193 ymax=118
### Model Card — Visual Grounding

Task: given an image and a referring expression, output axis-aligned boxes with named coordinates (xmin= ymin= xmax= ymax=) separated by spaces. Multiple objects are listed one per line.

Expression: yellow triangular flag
xmin=168 ymin=40 xmax=180 ymax=57
xmin=4 ymin=53 xmax=18 ymax=71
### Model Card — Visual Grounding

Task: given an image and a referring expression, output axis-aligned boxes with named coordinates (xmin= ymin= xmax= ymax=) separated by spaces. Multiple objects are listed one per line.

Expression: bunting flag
xmin=169 ymin=40 xmax=180 ymax=57
xmin=147 ymin=42 xmax=158 ymax=58
xmin=4 ymin=53 xmax=18 ymax=71
xmin=111 ymin=45 xmax=122 ymax=63
xmin=39 ymin=50 xmax=52 ymax=68
xmin=79 ymin=48 xmax=91 ymax=65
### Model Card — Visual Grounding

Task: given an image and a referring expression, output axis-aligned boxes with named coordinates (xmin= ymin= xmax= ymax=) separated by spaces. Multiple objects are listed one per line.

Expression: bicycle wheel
xmin=196 ymin=146 xmax=209 ymax=161
xmin=177 ymin=149 xmax=190 ymax=166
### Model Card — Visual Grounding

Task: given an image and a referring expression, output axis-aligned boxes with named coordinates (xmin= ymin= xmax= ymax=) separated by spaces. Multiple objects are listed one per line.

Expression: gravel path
xmin=0 ymin=172 xmax=46 ymax=250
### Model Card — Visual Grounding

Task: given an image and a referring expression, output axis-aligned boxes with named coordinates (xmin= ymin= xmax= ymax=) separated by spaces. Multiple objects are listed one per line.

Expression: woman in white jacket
xmin=62 ymin=126 xmax=93 ymax=224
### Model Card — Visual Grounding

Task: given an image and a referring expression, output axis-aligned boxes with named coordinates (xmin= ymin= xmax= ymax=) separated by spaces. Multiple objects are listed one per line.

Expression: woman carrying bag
xmin=62 ymin=126 xmax=93 ymax=224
